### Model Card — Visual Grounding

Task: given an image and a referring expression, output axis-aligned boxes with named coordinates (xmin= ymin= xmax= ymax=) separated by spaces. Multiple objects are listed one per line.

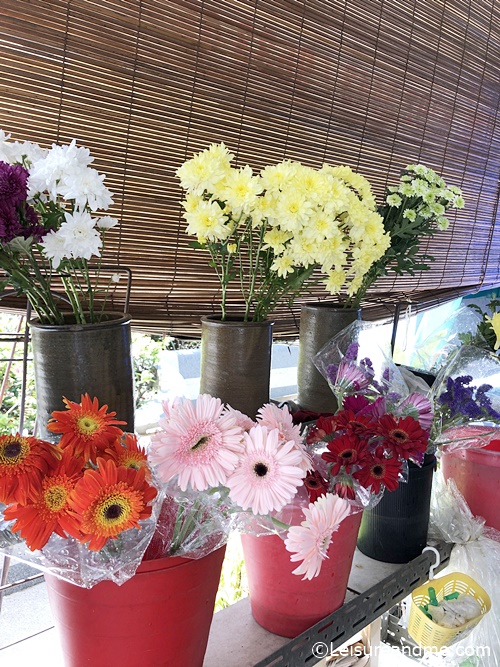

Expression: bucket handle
xmin=422 ymin=546 xmax=441 ymax=580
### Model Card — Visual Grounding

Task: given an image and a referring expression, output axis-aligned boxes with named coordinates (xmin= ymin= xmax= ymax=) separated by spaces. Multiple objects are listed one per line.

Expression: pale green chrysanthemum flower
xmin=419 ymin=205 xmax=433 ymax=219
xmin=411 ymin=164 xmax=429 ymax=178
xmin=411 ymin=178 xmax=430 ymax=197
xmin=429 ymin=202 xmax=446 ymax=216
xmin=403 ymin=209 xmax=417 ymax=221
xmin=436 ymin=216 xmax=449 ymax=230
xmin=399 ymin=182 xmax=414 ymax=197
xmin=387 ymin=193 xmax=402 ymax=207
xmin=454 ymin=195 xmax=465 ymax=209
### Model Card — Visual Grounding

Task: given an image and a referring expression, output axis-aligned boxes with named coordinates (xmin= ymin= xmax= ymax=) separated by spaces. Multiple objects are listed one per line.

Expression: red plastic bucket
xmin=44 ymin=546 xmax=226 ymax=667
xmin=241 ymin=511 xmax=362 ymax=637
xmin=441 ymin=441 xmax=500 ymax=531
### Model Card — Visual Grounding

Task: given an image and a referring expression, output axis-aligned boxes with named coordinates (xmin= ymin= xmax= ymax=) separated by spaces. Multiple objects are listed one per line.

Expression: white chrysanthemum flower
xmin=27 ymin=139 xmax=94 ymax=200
xmin=149 ymin=394 xmax=245 ymax=491
xmin=226 ymin=424 xmax=306 ymax=515
xmin=96 ymin=216 xmax=119 ymax=229
xmin=40 ymin=230 xmax=69 ymax=269
xmin=57 ymin=211 xmax=102 ymax=260
xmin=284 ymin=494 xmax=351 ymax=580
xmin=58 ymin=167 xmax=113 ymax=211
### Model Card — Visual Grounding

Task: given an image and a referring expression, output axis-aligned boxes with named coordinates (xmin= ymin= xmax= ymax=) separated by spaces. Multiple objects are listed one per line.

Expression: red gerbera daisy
xmin=104 ymin=434 xmax=150 ymax=478
xmin=303 ymin=469 xmax=328 ymax=502
xmin=334 ymin=409 xmax=376 ymax=436
xmin=376 ymin=414 xmax=428 ymax=462
xmin=353 ymin=446 xmax=402 ymax=494
xmin=0 ymin=434 xmax=60 ymax=505
xmin=3 ymin=449 xmax=85 ymax=551
xmin=322 ymin=433 xmax=368 ymax=475
xmin=47 ymin=394 xmax=126 ymax=464
xmin=333 ymin=476 xmax=356 ymax=500
xmin=305 ymin=415 xmax=337 ymax=445
xmin=69 ymin=458 xmax=157 ymax=551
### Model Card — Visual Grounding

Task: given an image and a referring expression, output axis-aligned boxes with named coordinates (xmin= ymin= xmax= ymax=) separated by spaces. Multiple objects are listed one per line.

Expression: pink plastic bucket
xmin=241 ymin=511 xmax=362 ymax=637
xmin=44 ymin=547 xmax=225 ymax=667
xmin=441 ymin=440 xmax=500 ymax=531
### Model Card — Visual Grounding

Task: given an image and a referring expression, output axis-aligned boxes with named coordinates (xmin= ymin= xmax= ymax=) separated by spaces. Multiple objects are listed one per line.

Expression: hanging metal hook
xmin=423 ymin=546 xmax=441 ymax=580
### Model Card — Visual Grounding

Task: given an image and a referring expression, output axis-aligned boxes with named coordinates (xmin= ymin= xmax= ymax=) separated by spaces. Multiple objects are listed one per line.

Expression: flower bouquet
xmin=347 ymin=163 xmax=465 ymax=308
xmin=0 ymin=395 xmax=161 ymax=587
xmin=0 ymin=130 xmax=120 ymax=324
xmin=311 ymin=319 xmax=437 ymax=562
xmin=176 ymin=143 xmax=391 ymax=321
xmin=429 ymin=345 xmax=500 ymax=452
xmin=148 ymin=386 xmax=431 ymax=636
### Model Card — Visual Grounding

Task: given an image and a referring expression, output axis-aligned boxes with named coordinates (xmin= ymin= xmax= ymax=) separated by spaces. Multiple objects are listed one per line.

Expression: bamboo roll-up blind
xmin=0 ymin=0 xmax=499 ymax=336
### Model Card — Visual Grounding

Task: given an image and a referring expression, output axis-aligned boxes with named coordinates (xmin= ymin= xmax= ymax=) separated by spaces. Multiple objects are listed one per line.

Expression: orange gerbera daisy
xmin=0 ymin=434 xmax=61 ymax=505
xmin=3 ymin=450 xmax=85 ymax=551
xmin=104 ymin=433 xmax=150 ymax=478
xmin=46 ymin=394 xmax=126 ymax=464
xmin=69 ymin=458 xmax=157 ymax=551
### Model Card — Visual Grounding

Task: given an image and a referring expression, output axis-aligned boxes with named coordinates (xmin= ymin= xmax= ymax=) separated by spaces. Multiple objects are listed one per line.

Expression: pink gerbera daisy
xmin=226 ymin=425 xmax=306 ymax=515
xmin=222 ymin=405 xmax=256 ymax=432
xmin=284 ymin=493 xmax=351 ymax=579
xmin=257 ymin=403 xmax=310 ymax=472
xmin=397 ymin=393 xmax=434 ymax=432
xmin=149 ymin=394 xmax=245 ymax=491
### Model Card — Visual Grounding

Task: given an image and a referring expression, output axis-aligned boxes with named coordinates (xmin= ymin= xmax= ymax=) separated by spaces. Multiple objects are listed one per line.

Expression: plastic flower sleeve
xmin=313 ymin=320 xmax=411 ymax=408
xmin=430 ymin=345 xmax=500 ymax=452
xmin=143 ymin=483 xmax=238 ymax=561
xmin=401 ymin=304 xmax=486 ymax=375
xmin=0 ymin=485 xmax=164 ymax=588
xmin=425 ymin=472 xmax=500 ymax=666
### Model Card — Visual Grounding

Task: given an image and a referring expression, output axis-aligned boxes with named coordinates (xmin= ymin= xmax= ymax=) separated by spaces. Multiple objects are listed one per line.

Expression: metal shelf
xmin=204 ymin=541 xmax=453 ymax=667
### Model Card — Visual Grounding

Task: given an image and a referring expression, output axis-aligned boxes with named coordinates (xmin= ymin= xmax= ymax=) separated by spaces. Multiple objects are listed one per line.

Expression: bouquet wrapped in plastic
xmin=0 ymin=395 xmax=161 ymax=587
xmin=429 ymin=345 xmax=500 ymax=452
xmin=0 ymin=394 xmax=240 ymax=587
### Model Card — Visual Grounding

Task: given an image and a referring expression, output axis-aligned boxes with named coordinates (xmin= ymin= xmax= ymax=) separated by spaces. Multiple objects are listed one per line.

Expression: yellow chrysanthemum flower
xmin=485 ymin=313 xmax=500 ymax=350
xmin=271 ymin=254 xmax=295 ymax=278
xmin=184 ymin=200 xmax=231 ymax=242
xmin=323 ymin=269 xmax=346 ymax=294
xmin=219 ymin=165 xmax=263 ymax=213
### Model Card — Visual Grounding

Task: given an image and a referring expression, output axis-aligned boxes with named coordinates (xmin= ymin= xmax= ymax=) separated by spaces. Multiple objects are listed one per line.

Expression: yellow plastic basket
xmin=408 ymin=572 xmax=491 ymax=650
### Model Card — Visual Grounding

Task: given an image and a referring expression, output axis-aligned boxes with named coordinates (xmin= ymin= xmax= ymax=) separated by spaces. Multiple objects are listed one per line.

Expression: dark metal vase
xmin=297 ymin=302 xmax=361 ymax=413
xmin=200 ymin=316 xmax=273 ymax=419
xmin=356 ymin=454 xmax=437 ymax=563
xmin=29 ymin=313 xmax=135 ymax=440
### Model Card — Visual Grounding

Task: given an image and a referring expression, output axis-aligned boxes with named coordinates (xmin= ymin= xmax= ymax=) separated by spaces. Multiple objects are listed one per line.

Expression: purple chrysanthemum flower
xmin=0 ymin=161 xmax=29 ymax=207
xmin=0 ymin=200 xmax=23 ymax=243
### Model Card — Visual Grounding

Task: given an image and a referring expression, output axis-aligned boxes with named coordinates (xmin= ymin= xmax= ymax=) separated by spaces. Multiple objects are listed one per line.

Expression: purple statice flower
xmin=326 ymin=363 xmax=339 ymax=383
xmin=344 ymin=342 xmax=359 ymax=361
xmin=475 ymin=384 xmax=500 ymax=420
xmin=0 ymin=161 xmax=29 ymax=207
xmin=438 ymin=375 xmax=499 ymax=422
